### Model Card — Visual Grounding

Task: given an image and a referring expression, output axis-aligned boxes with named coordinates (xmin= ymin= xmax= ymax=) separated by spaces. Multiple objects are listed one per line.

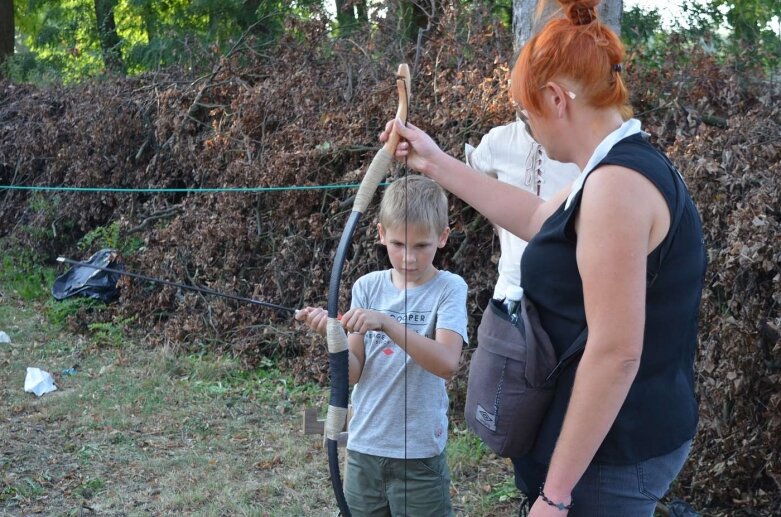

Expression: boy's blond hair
xmin=379 ymin=175 xmax=449 ymax=234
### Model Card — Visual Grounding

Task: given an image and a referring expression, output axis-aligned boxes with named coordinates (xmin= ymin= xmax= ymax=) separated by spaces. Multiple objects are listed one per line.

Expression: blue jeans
xmin=514 ymin=440 xmax=692 ymax=516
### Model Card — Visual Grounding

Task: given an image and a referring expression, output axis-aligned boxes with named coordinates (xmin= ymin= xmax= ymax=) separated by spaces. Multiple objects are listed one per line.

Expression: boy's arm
xmin=294 ymin=307 xmax=365 ymax=384
xmin=340 ymin=309 xmax=463 ymax=381
xmin=347 ymin=332 xmax=365 ymax=385
xmin=385 ymin=322 xmax=463 ymax=380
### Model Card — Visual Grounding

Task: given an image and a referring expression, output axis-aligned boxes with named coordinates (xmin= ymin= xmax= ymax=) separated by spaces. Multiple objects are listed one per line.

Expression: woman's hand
xmin=340 ymin=308 xmax=391 ymax=335
xmin=380 ymin=118 xmax=445 ymax=175
xmin=294 ymin=306 xmax=329 ymax=336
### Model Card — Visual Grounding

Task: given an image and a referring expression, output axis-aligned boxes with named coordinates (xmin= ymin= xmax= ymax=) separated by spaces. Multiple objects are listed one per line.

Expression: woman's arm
xmin=530 ymin=165 xmax=670 ymax=514
xmin=385 ymin=120 xmax=565 ymax=242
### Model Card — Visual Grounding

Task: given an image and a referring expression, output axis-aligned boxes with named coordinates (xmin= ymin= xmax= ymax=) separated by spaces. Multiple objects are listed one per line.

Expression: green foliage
xmin=485 ymin=476 xmax=520 ymax=504
xmin=78 ymin=222 xmax=120 ymax=251
xmin=1 ymin=478 xmax=45 ymax=502
xmin=87 ymin=315 xmax=135 ymax=347
xmin=708 ymin=0 xmax=781 ymax=70
xmin=77 ymin=221 xmax=143 ymax=255
xmin=11 ymin=0 xmax=327 ymax=83
xmin=621 ymin=5 xmax=664 ymax=49
xmin=622 ymin=1 xmax=780 ymax=75
xmin=10 ymin=0 xmax=776 ymax=83
xmin=447 ymin=424 xmax=490 ymax=467
xmin=77 ymin=443 xmax=101 ymax=462
xmin=28 ymin=192 xmax=59 ymax=215
xmin=488 ymin=0 xmax=513 ymax=29
xmin=12 ymin=0 xmax=105 ymax=82
xmin=46 ymin=297 xmax=104 ymax=327
xmin=78 ymin=478 xmax=105 ymax=499
xmin=186 ymin=353 xmax=322 ymax=404
xmin=1 ymin=51 xmax=62 ymax=85
xmin=9 ymin=194 xmax=62 ymax=244
xmin=0 ymin=252 xmax=56 ymax=302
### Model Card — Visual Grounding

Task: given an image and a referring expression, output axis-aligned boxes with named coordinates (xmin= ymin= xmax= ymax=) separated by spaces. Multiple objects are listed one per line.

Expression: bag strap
xmin=545 ymin=156 xmax=688 ymax=383
xmin=545 ymin=326 xmax=589 ymax=383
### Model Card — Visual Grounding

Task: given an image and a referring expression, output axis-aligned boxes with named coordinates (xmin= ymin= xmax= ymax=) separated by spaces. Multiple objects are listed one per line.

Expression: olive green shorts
xmin=344 ymin=449 xmax=453 ymax=517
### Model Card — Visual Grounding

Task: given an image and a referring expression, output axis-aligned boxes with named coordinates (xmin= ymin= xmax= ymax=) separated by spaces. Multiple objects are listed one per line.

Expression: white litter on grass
xmin=24 ymin=367 xmax=58 ymax=397
xmin=0 ymin=331 xmax=10 ymax=343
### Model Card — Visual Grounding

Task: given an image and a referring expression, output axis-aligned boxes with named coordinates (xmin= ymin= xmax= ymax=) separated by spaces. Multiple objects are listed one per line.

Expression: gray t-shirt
xmin=348 ymin=269 xmax=469 ymax=459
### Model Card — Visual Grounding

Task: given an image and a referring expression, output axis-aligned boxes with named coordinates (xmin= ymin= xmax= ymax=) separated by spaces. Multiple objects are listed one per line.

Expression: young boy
xmin=296 ymin=175 xmax=468 ymax=516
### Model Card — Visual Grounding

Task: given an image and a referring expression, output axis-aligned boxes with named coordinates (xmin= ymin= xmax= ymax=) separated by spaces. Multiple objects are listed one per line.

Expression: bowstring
xmin=400 ymin=75 xmax=410 ymax=514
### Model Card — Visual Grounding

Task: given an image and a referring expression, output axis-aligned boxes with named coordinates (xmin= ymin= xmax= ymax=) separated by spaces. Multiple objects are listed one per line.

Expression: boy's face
xmin=378 ymin=222 xmax=449 ymax=288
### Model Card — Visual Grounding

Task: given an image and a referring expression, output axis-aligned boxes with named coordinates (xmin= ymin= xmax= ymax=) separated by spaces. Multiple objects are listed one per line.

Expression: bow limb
xmin=351 ymin=63 xmax=411 ymax=212
xmin=324 ymin=63 xmax=411 ymax=517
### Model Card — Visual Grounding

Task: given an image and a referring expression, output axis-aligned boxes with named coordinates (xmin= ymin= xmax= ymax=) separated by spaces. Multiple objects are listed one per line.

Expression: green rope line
xmin=0 ymin=183 xmax=390 ymax=193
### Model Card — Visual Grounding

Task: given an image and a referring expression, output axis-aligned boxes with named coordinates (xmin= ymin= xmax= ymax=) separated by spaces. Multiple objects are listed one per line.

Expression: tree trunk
xmin=356 ymin=0 xmax=368 ymax=24
xmin=399 ymin=0 xmax=432 ymax=42
xmin=513 ymin=0 xmax=622 ymax=51
xmin=599 ymin=0 xmax=622 ymax=36
xmin=0 ymin=0 xmax=13 ymax=73
xmin=94 ymin=0 xmax=124 ymax=73
xmin=140 ymin=1 xmax=155 ymax=42
xmin=335 ymin=0 xmax=369 ymax=36
xmin=238 ymin=0 xmax=262 ymax=32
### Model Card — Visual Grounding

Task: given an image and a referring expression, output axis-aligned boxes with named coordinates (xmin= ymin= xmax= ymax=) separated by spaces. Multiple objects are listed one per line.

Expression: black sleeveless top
xmin=521 ymin=133 xmax=707 ymax=464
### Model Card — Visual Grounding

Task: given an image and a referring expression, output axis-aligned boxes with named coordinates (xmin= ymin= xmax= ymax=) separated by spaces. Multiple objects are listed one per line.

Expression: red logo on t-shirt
xmin=383 ymin=347 xmax=394 ymax=356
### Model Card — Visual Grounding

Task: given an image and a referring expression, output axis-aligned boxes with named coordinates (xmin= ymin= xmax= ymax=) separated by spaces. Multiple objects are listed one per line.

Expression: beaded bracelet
xmin=539 ymin=483 xmax=574 ymax=511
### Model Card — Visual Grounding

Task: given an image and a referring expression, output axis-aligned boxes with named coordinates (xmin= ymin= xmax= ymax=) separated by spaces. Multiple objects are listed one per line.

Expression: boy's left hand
xmin=294 ymin=306 xmax=329 ymax=337
xmin=340 ymin=308 xmax=390 ymax=335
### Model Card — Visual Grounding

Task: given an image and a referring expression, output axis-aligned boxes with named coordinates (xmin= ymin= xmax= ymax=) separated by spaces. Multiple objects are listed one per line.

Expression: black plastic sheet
xmin=52 ymin=249 xmax=123 ymax=302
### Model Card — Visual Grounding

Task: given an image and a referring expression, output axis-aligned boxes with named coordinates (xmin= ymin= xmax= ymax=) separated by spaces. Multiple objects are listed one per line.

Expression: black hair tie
xmin=571 ymin=5 xmax=596 ymax=25
xmin=613 ymin=63 xmax=623 ymax=73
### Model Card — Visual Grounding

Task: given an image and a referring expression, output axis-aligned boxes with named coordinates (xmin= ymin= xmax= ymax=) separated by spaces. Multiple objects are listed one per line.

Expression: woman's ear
xmin=544 ymin=82 xmax=570 ymax=119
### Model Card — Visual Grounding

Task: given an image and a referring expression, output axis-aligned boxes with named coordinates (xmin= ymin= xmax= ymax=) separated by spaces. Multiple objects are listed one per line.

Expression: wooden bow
xmin=324 ymin=63 xmax=411 ymax=516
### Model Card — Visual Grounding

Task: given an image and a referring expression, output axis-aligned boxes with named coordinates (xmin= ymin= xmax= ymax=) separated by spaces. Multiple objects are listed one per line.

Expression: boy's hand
xmin=340 ymin=308 xmax=391 ymax=335
xmin=294 ymin=306 xmax=329 ymax=337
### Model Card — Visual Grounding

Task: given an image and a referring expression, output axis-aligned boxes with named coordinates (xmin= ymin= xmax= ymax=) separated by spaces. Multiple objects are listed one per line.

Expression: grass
xmin=0 ymin=268 xmax=521 ymax=516
xmin=0 ymin=254 xmax=57 ymax=302
xmin=0 ymin=298 xmax=335 ymax=515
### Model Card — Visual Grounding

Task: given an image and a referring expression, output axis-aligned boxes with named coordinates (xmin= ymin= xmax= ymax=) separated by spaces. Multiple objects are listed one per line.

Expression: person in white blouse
xmin=465 ymin=119 xmax=580 ymax=301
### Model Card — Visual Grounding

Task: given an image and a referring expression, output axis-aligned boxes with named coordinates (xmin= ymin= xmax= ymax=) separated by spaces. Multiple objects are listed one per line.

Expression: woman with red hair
xmin=381 ymin=0 xmax=707 ymax=515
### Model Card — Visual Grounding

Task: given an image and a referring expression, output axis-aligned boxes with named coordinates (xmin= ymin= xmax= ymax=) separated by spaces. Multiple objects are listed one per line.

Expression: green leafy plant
xmin=77 ymin=221 xmax=143 ymax=255
xmin=486 ymin=476 xmax=520 ymax=504
xmin=78 ymin=478 xmax=105 ymax=499
xmin=46 ymin=297 xmax=104 ymax=327
xmin=87 ymin=315 xmax=136 ymax=347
